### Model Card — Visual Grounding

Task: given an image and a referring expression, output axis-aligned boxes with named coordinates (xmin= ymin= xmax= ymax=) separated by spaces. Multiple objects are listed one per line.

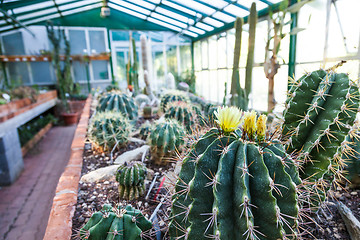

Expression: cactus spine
xmin=116 ymin=162 xmax=147 ymax=200
xmin=342 ymin=132 xmax=360 ymax=186
xmin=97 ymin=91 xmax=138 ymax=121
xmin=89 ymin=112 xmax=131 ymax=151
xmin=164 ymin=101 xmax=197 ymax=133
xmin=79 ymin=204 xmax=152 ymax=240
xmin=149 ymin=119 xmax=185 ymax=165
xmin=245 ymin=2 xmax=257 ymax=100
xmin=282 ymin=68 xmax=360 ymax=208
xmin=170 ymin=107 xmax=300 ymax=239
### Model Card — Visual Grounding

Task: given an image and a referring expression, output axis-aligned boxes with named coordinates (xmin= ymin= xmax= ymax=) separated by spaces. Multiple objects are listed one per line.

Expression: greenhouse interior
xmin=0 ymin=0 xmax=360 ymax=239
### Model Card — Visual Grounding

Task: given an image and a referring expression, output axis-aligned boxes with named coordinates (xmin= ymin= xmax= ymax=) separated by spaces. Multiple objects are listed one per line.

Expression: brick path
xmin=0 ymin=125 xmax=76 ymax=240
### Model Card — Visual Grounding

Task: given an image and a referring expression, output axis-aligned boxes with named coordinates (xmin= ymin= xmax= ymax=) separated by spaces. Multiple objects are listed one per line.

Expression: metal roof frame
xmin=0 ymin=0 xmax=292 ymax=40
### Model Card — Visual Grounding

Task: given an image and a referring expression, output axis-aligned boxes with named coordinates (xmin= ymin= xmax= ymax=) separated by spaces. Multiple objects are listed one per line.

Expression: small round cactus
xmin=97 ymin=91 xmax=138 ymax=121
xmin=79 ymin=204 xmax=152 ymax=240
xmin=164 ymin=101 xmax=197 ymax=133
xmin=139 ymin=120 xmax=152 ymax=140
xmin=149 ymin=119 xmax=186 ymax=165
xmin=89 ymin=111 xmax=131 ymax=152
xmin=116 ymin=161 xmax=147 ymax=200
xmin=160 ymin=90 xmax=189 ymax=112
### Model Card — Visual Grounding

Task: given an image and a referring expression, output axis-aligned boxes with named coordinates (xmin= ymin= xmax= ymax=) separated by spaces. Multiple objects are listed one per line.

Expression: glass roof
xmin=0 ymin=0 xmax=284 ymax=39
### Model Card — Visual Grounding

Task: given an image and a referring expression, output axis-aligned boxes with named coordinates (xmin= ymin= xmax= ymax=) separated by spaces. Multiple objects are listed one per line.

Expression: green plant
xmin=164 ymin=101 xmax=197 ymax=133
xmin=79 ymin=204 xmax=152 ymax=240
xmin=89 ymin=111 xmax=131 ymax=152
xmin=97 ymin=91 xmax=138 ymax=121
xmin=116 ymin=161 xmax=147 ymax=200
xmin=149 ymin=119 xmax=185 ymax=165
xmin=46 ymin=21 xmax=74 ymax=112
xmin=10 ymin=86 xmax=38 ymax=102
xmin=342 ymin=132 xmax=360 ymax=186
xmin=139 ymin=120 xmax=151 ymax=140
xmin=105 ymin=84 xmax=120 ymax=92
xmin=160 ymin=90 xmax=189 ymax=112
xmin=169 ymin=108 xmax=300 ymax=239
xmin=282 ymin=68 xmax=360 ymax=207
xmin=126 ymin=35 xmax=139 ymax=95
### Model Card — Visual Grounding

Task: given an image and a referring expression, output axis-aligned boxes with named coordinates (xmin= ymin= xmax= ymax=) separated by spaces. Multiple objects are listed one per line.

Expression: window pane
xmin=166 ymin=45 xmax=177 ymax=74
xmin=201 ymin=40 xmax=208 ymax=69
xmin=217 ymin=35 xmax=227 ymax=69
xmin=180 ymin=44 xmax=191 ymax=73
xmin=2 ymin=32 xmax=25 ymax=55
xmin=30 ymin=62 xmax=54 ymax=84
xmin=73 ymin=61 xmax=87 ymax=82
xmin=194 ymin=41 xmax=201 ymax=71
xmin=8 ymin=62 xmax=30 ymax=85
xmin=115 ymin=51 xmax=126 ymax=82
xmin=92 ymin=61 xmax=109 ymax=80
xmin=208 ymin=36 xmax=217 ymax=70
xmin=68 ymin=29 xmax=87 ymax=55
xmin=89 ymin=30 xmax=106 ymax=54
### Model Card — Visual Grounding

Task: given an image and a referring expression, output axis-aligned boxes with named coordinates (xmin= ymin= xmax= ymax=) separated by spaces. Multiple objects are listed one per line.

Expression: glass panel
xmin=2 ymin=32 xmax=25 ymax=55
xmin=30 ymin=62 xmax=54 ymax=84
xmin=208 ymin=36 xmax=217 ymax=70
xmin=112 ymin=31 xmax=130 ymax=41
xmin=8 ymin=62 xmax=30 ymax=85
xmin=201 ymin=40 xmax=208 ymax=69
xmin=297 ymin=0 xmax=327 ymax=63
xmin=68 ymin=29 xmax=87 ymax=55
xmin=194 ymin=41 xmax=201 ymax=71
xmin=180 ymin=45 xmax=191 ymax=73
xmin=254 ymin=19 xmax=267 ymax=64
xmin=166 ymin=45 xmax=177 ymax=74
xmin=250 ymin=67 xmax=267 ymax=112
xmin=89 ymin=30 xmax=106 ymax=54
xmin=227 ymin=29 xmax=235 ymax=69
xmin=73 ymin=61 xmax=87 ymax=82
xmin=154 ymin=51 xmax=165 ymax=89
xmin=115 ymin=51 xmax=126 ymax=82
xmin=92 ymin=61 xmax=109 ymax=80
xmin=217 ymin=35 xmax=227 ymax=69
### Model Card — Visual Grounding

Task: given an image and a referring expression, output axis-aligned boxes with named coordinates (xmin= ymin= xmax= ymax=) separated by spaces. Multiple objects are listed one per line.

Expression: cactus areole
xmin=170 ymin=107 xmax=301 ymax=240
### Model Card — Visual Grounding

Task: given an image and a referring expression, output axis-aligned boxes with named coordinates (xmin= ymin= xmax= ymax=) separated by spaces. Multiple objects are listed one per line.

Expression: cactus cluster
xmin=170 ymin=107 xmax=300 ymax=239
xmin=116 ymin=161 xmax=147 ymax=200
xmin=149 ymin=119 xmax=185 ymax=165
xmin=89 ymin=111 xmax=131 ymax=151
xmin=97 ymin=91 xmax=138 ymax=121
xmin=164 ymin=101 xmax=198 ymax=133
xmin=160 ymin=90 xmax=189 ymax=112
xmin=282 ymin=69 xmax=360 ymax=207
xmin=79 ymin=204 xmax=152 ymax=240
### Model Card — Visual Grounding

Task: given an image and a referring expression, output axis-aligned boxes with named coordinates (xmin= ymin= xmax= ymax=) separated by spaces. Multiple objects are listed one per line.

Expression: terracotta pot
xmin=61 ymin=112 xmax=78 ymax=125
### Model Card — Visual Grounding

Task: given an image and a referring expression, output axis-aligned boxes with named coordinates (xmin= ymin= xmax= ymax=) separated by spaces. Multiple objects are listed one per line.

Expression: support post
xmin=288 ymin=0 xmax=298 ymax=89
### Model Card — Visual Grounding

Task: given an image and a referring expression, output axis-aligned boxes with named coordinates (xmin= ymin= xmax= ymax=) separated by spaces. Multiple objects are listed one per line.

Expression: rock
xmin=80 ymin=165 xmax=118 ymax=183
xmin=114 ymin=145 xmax=150 ymax=165
xmin=337 ymin=202 xmax=360 ymax=240
xmin=129 ymin=137 xmax=146 ymax=145
xmin=351 ymin=191 xmax=357 ymax=196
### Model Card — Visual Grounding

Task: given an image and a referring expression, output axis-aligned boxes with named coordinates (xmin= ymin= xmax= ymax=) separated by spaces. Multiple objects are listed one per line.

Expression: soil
xmin=71 ymin=115 xmax=360 ymax=240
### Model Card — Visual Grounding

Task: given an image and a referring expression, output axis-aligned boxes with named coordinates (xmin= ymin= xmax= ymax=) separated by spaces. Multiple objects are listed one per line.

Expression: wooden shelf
xmin=0 ymin=54 xmax=110 ymax=62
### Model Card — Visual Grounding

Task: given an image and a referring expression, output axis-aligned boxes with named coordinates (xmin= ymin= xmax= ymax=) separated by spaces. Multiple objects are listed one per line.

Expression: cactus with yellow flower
xmin=169 ymin=106 xmax=300 ymax=240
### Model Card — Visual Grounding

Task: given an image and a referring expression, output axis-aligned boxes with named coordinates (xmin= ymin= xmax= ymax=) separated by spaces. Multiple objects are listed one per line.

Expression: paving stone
xmin=0 ymin=125 xmax=76 ymax=240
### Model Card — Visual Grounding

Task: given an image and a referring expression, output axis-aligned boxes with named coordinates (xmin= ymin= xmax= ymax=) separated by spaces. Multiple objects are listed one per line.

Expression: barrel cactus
xmin=164 ymin=101 xmax=197 ymax=133
xmin=170 ymin=107 xmax=300 ymax=239
xmin=79 ymin=204 xmax=152 ymax=240
xmin=149 ymin=119 xmax=185 ymax=165
xmin=89 ymin=112 xmax=131 ymax=151
xmin=160 ymin=90 xmax=189 ymax=112
xmin=97 ymin=91 xmax=138 ymax=121
xmin=282 ymin=68 xmax=360 ymax=207
xmin=139 ymin=120 xmax=152 ymax=140
xmin=116 ymin=161 xmax=147 ymax=200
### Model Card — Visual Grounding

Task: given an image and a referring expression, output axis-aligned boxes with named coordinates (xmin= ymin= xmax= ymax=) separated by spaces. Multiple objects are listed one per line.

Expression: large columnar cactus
xmin=160 ymin=90 xmax=189 ymax=112
xmin=127 ymin=35 xmax=139 ymax=95
xmin=97 ymin=91 xmax=138 ymax=121
xmin=170 ymin=107 xmax=300 ymax=239
xmin=149 ymin=119 xmax=185 ymax=165
xmin=245 ymin=2 xmax=257 ymax=102
xmin=164 ymin=101 xmax=197 ymax=133
xmin=341 ymin=131 xmax=360 ymax=186
xmin=79 ymin=204 xmax=152 ymax=240
xmin=116 ymin=161 xmax=147 ymax=200
xmin=89 ymin=112 xmax=131 ymax=151
xmin=282 ymin=69 xmax=360 ymax=182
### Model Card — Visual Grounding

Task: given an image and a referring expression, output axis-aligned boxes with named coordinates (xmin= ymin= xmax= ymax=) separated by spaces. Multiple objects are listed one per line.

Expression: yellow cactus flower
xmin=243 ymin=110 xmax=257 ymax=140
xmin=215 ymin=106 xmax=243 ymax=133
xmin=256 ymin=114 xmax=267 ymax=142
